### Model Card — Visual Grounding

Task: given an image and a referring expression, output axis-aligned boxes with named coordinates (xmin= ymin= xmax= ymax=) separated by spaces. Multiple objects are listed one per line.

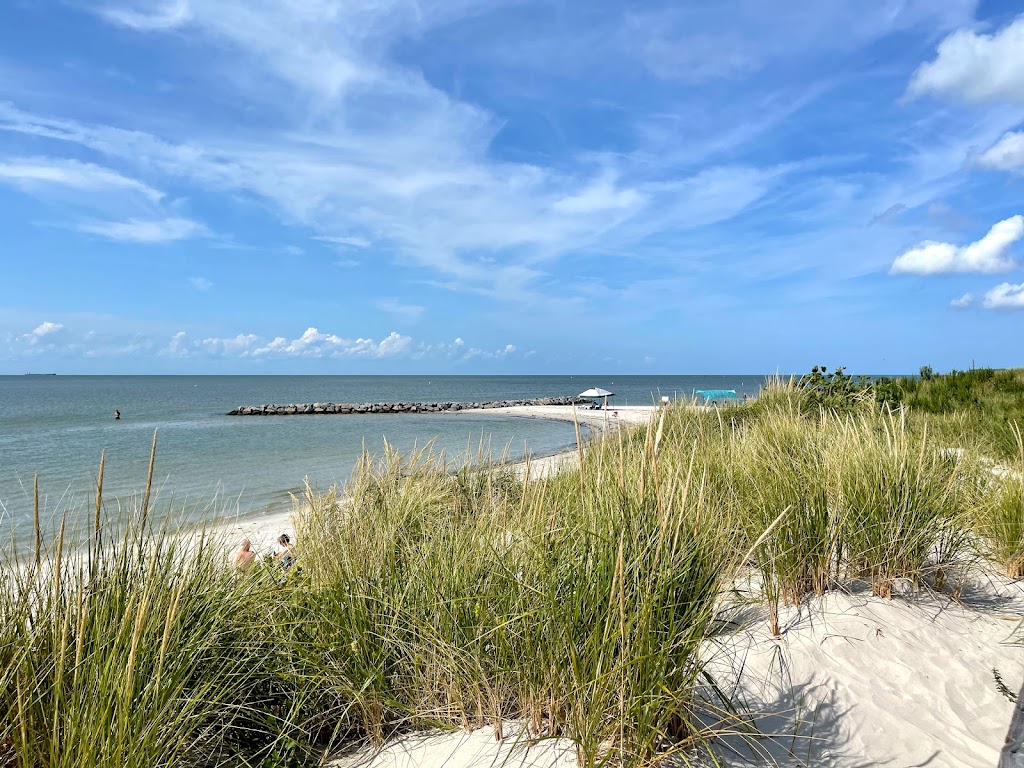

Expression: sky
xmin=1 ymin=0 xmax=1023 ymax=375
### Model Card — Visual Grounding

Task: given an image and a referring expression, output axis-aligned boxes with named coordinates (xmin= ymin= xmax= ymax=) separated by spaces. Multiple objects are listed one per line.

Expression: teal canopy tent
xmin=695 ymin=389 xmax=738 ymax=403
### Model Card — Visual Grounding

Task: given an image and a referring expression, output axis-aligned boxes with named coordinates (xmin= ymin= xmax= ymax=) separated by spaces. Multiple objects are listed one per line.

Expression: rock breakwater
xmin=227 ymin=396 xmax=588 ymax=416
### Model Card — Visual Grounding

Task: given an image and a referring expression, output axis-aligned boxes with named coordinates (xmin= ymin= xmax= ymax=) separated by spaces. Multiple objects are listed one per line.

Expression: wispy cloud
xmin=0 ymin=0 xmax=800 ymax=304
xmin=978 ymin=131 xmax=1024 ymax=171
xmin=0 ymin=157 xmax=162 ymax=202
xmin=77 ymin=217 xmax=208 ymax=243
xmin=4 ymin=0 xmax=1021 ymax=373
xmin=376 ymin=299 xmax=425 ymax=321
xmin=4 ymin=320 xmax=156 ymax=361
xmin=98 ymin=0 xmax=192 ymax=32
xmin=908 ymin=14 xmax=1024 ymax=105
xmin=315 ymin=235 xmax=371 ymax=248
xmin=890 ymin=215 xmax=1023 ymax=275
xmin=189 ymin=276 xmax=212 ymax=291
xmin=414 ymin=338 xmax=523 ymax=362
xmin=630 ymin=2 xmax=974 ymax=83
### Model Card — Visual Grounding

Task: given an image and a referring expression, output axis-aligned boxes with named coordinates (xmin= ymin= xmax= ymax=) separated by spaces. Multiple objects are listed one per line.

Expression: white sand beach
xmin=209 ymin=404 xmax=1024 ymax=767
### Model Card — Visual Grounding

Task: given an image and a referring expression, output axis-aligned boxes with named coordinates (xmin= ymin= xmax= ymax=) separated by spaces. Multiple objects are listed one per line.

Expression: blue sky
xmin=1 ymin=0 xmax=1023 ymax=374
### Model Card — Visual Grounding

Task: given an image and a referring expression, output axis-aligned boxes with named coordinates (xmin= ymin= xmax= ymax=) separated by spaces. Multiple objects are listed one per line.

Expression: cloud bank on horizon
xmin=0 ymin=0 xmax=1023 ymax=374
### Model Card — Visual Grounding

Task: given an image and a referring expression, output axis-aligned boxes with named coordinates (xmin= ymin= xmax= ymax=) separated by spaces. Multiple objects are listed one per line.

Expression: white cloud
xmin=908 ymin=15 xmax=1024 ymax=104
xmin=166 ymin=330 xmax=188 ymax=357
xmin=166 ymin=327 xmax=413 ymax=360
xmin=375 ymin=331 xmax=411 ymax=357
xmin=23 ymin=321 xmax=64 ymax=343
xmin=978 ymin=131 xmax=1024 ymax=171
xmin=189 ymin=276 xmax=212 ymax=291
xmin=0 ymin=320 xmax=522 ymax=365
xmin=0 ymin=157 xmax=162 ymax=202
xmin=982 ymin=282 xmax=1024 ymax=309
xmin=890 ymin=215 xmax=1024 ymax=275
xmin=950 ymin=293 xmax=973 ymax=308
xmin=77 ymin=217 xmax=208 ymax=242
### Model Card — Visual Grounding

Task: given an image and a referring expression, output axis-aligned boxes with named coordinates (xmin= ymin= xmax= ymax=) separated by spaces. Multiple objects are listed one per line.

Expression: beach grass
xmin=292 ymin=421 xmax=737 ymax=766
xmin=2 ymin=368 xmax=1024 ymax=766
xmin=0 ymin=522 xmax=303 ymax=767
xmin=970 ymin=424 xmax=1024 ymax=579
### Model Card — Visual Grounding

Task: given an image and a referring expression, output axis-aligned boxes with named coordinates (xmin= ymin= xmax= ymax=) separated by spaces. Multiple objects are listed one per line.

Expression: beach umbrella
xmin=578 ymin=387 xmax=614 ymax=410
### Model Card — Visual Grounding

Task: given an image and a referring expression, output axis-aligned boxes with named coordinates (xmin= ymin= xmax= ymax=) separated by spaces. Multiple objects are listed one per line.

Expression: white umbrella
xmin=578 ymin=387 xmax=614 ymax=410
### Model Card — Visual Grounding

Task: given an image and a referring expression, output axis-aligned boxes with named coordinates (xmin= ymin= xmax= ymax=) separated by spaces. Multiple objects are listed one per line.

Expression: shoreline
xmin=206 ymin=404 xmax=658 ymax=559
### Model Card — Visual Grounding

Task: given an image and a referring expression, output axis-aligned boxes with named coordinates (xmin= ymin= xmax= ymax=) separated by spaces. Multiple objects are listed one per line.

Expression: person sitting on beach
xmin=233 ymin=538 xmax=256 ymax=570
xmin=275 ymin=533 xmax=296 ymax=569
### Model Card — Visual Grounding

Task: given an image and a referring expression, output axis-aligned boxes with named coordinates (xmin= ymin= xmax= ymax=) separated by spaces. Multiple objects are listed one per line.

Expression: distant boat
xmin=24 ymin=373 xmax=57 ymax=376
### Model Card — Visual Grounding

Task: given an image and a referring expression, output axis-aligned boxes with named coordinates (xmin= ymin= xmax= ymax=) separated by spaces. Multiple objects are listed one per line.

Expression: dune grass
xmin=292 ymin=424 xmax=738 ymax=766
xmin=969 ymin=424 xmax=1024 ymax=578
xmin=1 ymin=374 xmax=1021 ymax=766
xmin=0 ymin=520 xmax=301 ymax=767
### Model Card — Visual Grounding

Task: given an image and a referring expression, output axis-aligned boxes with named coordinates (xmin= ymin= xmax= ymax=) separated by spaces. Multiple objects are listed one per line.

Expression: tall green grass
xmin=0 ymin=383 xmax=1011 ymax=767
xmin=835 ymin=414 xmax=968 ymax=597
xmin=292 ymin=420 xmax=738 ymax=766
xmin=970 ymin=425 xmax=1024 ymax=578
xmin=731 ymin=409 xmax=834 ymax=634
xmin=0 ymin=521 xmax=300 ymax=767
xmin=713 ymin=382 xmax=973 ymax=603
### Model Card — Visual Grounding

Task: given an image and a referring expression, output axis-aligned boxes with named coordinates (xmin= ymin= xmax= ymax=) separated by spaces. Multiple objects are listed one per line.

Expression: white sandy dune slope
xmin=709 ymin=576 xmax=1024 ymax=767
xmin=328 ymin=577 xmax=1023 ymax=768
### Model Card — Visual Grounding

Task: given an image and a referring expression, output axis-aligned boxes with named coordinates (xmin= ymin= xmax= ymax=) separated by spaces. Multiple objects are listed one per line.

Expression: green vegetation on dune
xmin=898 ymin=367 xmax=1024 ymax=460
xmin=1 ymin=368 xmax=1023 ymax=766
xmin=773 ymin=364 xmax=1024 ymax=459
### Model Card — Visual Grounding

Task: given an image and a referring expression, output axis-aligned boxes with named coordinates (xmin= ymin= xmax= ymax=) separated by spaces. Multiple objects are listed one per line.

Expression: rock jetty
xmin=227 ymin=396 xmax=588 ymax=416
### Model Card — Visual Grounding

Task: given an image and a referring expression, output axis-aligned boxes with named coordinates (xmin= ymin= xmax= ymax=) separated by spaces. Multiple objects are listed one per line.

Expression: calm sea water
xmin=0 ymin=375 xmax=765 ymax=541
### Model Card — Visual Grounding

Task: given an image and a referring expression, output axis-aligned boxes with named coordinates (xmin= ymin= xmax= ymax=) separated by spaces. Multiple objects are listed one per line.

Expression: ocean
xmin=0 ymin=374 xmax=766 ymax=542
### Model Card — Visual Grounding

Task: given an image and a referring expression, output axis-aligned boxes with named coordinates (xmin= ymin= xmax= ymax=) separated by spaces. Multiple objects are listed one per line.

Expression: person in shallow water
xmin=275 ymin=534 xmax=296 ymax=568
xmin=233 ymin=538 xmax=256 ymax=570
xmin=114 ymin=409 xmax=120 ymax=420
